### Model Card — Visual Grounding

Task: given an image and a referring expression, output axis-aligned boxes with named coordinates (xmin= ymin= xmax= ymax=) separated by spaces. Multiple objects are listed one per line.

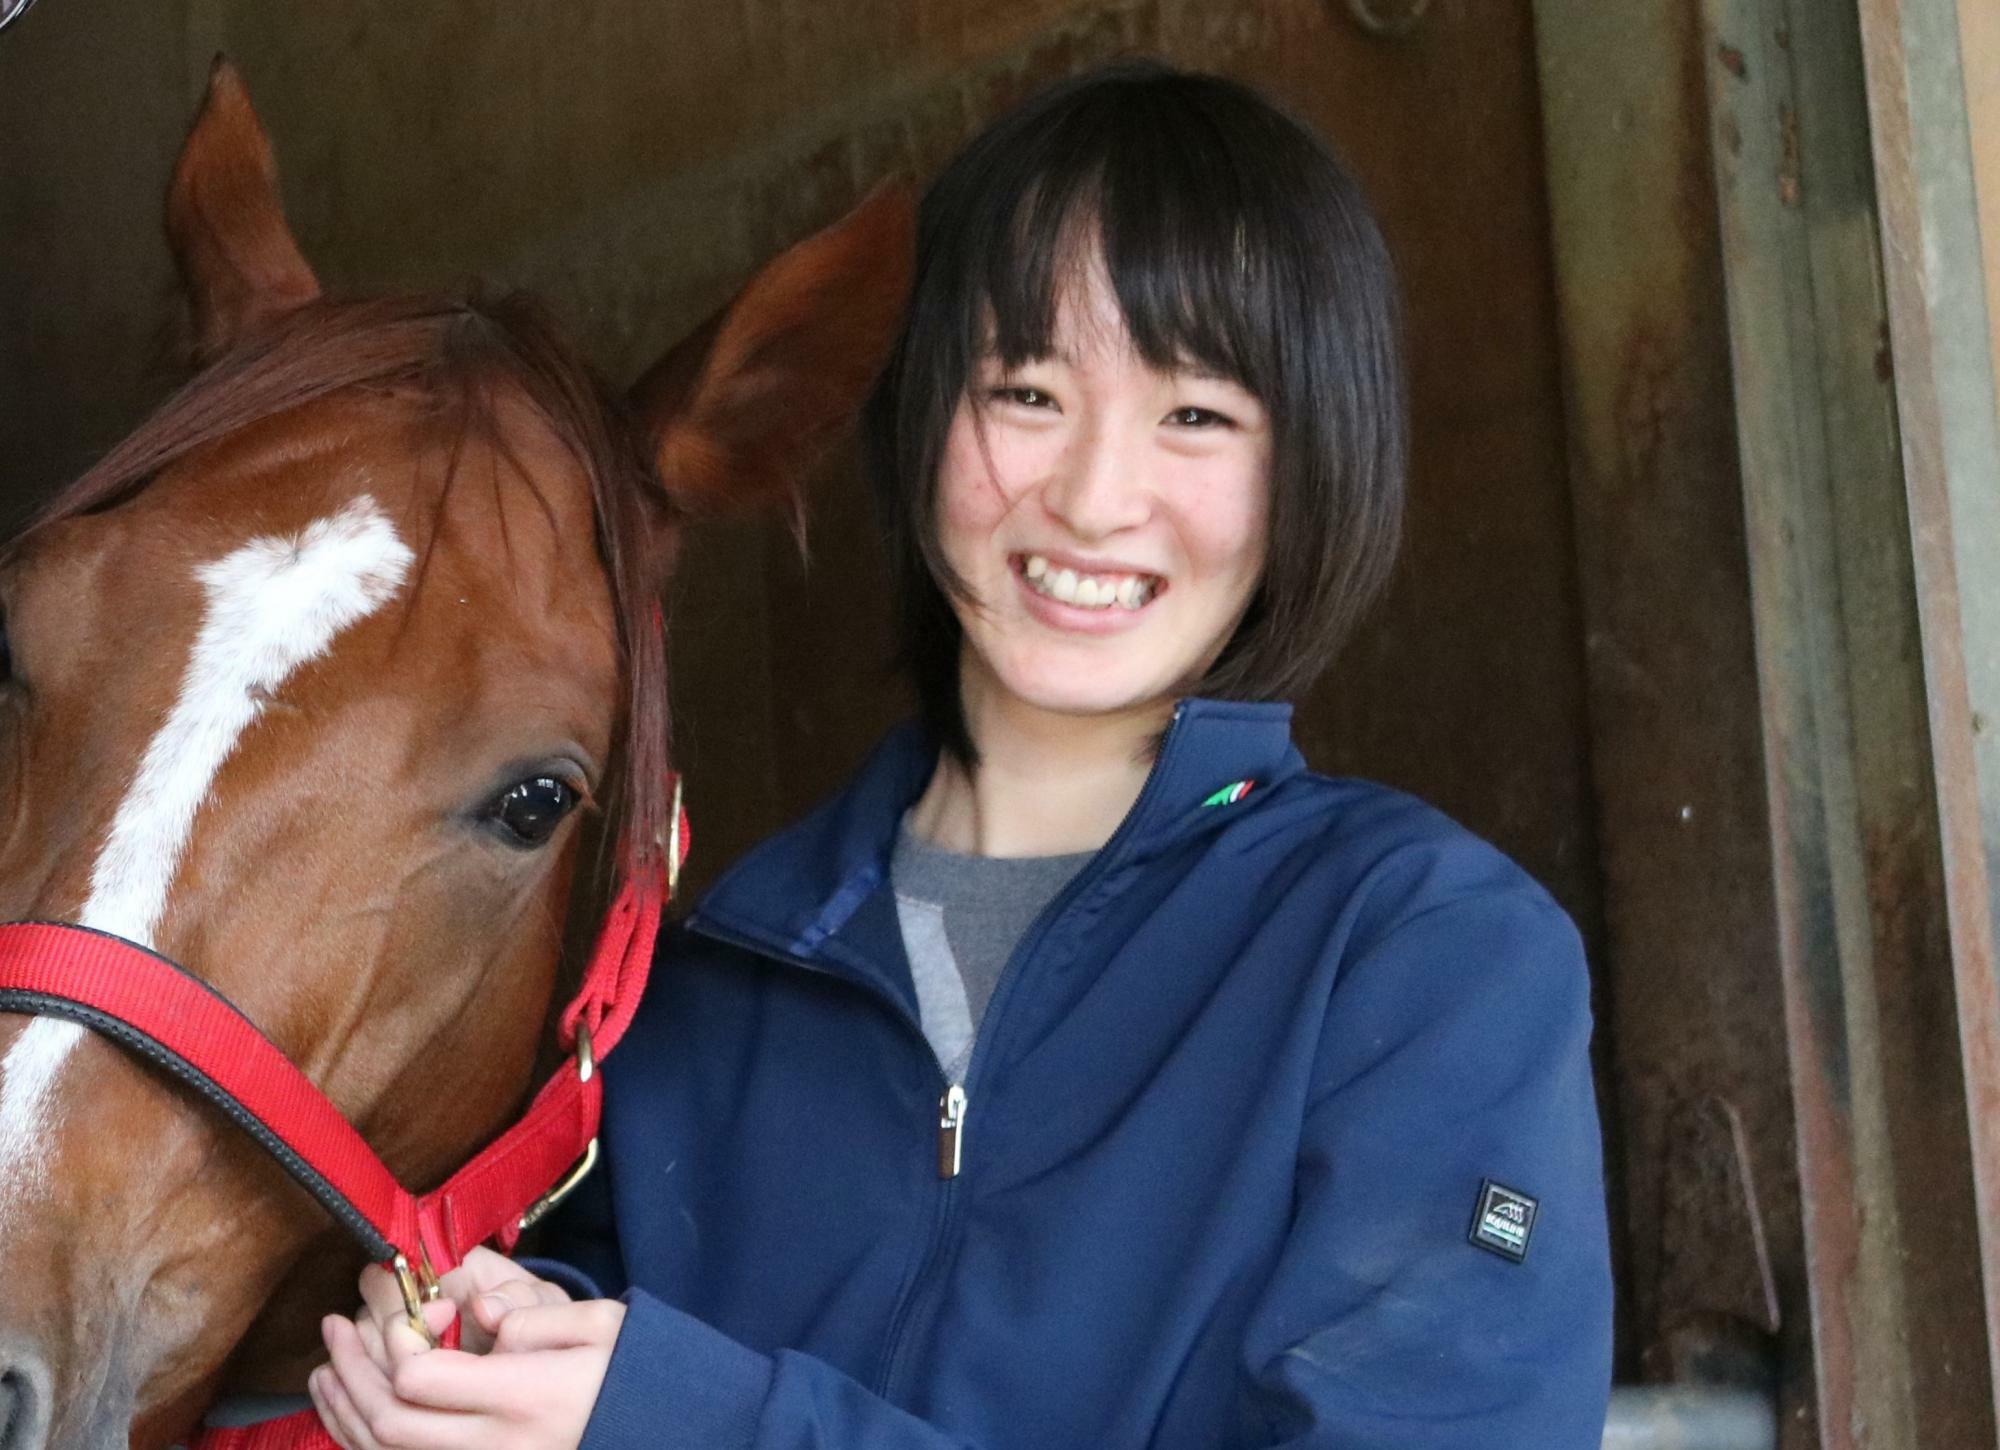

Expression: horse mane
xmin=19 ymin=291 xmax=677 ymax=870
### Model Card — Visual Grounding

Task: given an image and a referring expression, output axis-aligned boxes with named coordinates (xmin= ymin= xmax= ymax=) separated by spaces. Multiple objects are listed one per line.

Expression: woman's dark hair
xmin=863 ymin=59 xmax=1407 ymax=763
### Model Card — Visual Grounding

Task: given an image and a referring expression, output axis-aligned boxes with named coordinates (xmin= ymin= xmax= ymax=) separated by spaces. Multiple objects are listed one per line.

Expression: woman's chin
xmin=982 ymin=670 xmax=1173 ymax=724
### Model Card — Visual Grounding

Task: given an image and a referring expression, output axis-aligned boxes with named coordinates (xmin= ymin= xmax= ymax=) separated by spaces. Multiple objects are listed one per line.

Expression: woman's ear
xmin=629 ymin=182 xmax=915 ymax=518
xmin=165 ymin=58 xmax=322 ymax=363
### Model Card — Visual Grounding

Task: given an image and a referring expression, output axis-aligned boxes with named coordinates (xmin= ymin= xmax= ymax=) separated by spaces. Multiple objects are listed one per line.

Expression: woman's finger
xmin=381 ymin=1297 xmax=457 ymax=1373
xmin=357 ymin=1262 xmax=404 ymax=1328
xmin=324 ymin=1315 xmax=405 ymax=1428
xmin=461 ymin=1295 xmax=505 ymax=1355
xmin=462 ymin=1275 xmax=556 ymax=1351
xmin=463 ymin=1278 xmax=544 ymax=1321
xmin=322 ymin=1316 xmax=391 ymax=1403
xmin=491 ymin=1275 xmax=561 ymax=1313
xmin=490 ymin=1298 xmax=627 ymax=1355
xmin=304 ymin=1367 xmax=351 ymax=1450
xmin=385 ymin=1343 xmax=614 ymax=1436
xmin=310 ymin=1362 xmax=380 ymax=1450
xmin=383 ymin=1344 xmax=542 ymax=1416
xmin=325 ymin=1316 xmax=479 ymax=1450
xmin=436 ymin=1245 xmax=568 ymax=1303
xmin=355 ymin=1307 xmax=390 ymax=1376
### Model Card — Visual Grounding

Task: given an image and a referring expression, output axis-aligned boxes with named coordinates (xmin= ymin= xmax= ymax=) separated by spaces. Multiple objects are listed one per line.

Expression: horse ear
xmin=631 ymin=183 xmax=915 ymax=516
xmin=166 ymin=57 xmax=321 ymax=362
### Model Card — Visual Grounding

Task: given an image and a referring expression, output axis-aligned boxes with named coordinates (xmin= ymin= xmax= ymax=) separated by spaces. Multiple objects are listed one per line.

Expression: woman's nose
xmin=1039 ymin=423 xmax=1149 ymax=541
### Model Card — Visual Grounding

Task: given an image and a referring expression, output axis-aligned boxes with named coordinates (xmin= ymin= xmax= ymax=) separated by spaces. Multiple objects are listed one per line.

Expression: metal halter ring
xmin=667 ymin=774 xmax=686 ymax=898
xmin=515 ymin=1136 xmax=601 ymax=1233
xmin=515 ymin=1025 xmax=601 ymax=1233
xmin=0 ymin=0 xmax=43 ymax=36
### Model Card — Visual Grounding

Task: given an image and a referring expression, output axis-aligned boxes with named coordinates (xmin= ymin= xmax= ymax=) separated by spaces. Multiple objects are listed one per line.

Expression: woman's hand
xmin=350 ymin=1246 xmax=574 ymax=1358
xmin=309 ymin=1248 xmax=624 ymax=1450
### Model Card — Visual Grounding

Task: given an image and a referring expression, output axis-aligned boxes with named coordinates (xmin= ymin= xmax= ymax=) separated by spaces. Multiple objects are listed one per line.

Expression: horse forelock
xmin=19 ymin=290 xmax=677 ymax=874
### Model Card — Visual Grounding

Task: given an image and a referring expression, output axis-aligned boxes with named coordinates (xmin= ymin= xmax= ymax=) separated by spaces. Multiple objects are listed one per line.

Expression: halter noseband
xmin=0 ymin=780 xmax=687 ymax=1349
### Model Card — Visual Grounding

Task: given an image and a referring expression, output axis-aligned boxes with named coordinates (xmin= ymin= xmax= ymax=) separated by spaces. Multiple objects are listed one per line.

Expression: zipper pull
xmin=937 ymin=1084 xmax=968 ymax=1179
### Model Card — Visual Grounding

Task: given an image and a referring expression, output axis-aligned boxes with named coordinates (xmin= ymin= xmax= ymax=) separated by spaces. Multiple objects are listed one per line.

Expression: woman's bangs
xmin=1099 ymin=150 xmax=1272 ymax=393
xmin=969 ymin=113 xmax=1271 ymax=395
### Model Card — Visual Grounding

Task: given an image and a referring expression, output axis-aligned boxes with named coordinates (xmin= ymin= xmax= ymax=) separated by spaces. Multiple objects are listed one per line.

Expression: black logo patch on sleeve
xmin=1469 ymin=1180 xmax=1538 ymax=1263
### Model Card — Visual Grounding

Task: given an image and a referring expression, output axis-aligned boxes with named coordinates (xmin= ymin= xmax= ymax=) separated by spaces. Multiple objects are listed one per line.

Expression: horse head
xmin=0 ymin=60 xmax=910 ymax=1450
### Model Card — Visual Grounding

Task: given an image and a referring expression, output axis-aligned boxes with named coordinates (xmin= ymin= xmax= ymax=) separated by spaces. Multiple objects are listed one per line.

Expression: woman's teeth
xmin=1022 ymin=555 xmax=1157 ymax=611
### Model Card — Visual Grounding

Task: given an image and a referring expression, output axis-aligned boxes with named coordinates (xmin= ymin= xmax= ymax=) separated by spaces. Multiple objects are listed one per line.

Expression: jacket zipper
xmin=872 ymin=703 xmax=1192 ymax=1401
xmin=937 ymin=1083 xmax=968 ymax=1179
xmin=684 ymin=915 xmax=967 ymax=1155
xmin=680 ymin=918 xmax=966 ymax=1365
xmin=684 ymin=705 xmax=1193 ymax=1402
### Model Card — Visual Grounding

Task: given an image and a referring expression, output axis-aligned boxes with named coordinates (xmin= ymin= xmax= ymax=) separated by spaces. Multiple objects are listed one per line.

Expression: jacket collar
xmin=686 ymin=699 xmax=1303 ymax=1006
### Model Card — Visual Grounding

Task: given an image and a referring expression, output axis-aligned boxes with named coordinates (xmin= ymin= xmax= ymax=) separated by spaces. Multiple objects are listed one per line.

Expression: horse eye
xmin=485 ymin=776 xmax=579 ymax=848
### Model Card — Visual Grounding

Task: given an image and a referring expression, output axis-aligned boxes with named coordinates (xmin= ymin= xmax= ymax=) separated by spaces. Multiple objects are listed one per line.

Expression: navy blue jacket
xmin=546 ymin=699 xmax=1613 ymax=1449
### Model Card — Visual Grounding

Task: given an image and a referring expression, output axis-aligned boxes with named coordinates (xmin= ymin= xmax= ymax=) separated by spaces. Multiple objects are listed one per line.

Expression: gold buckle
xmin=516 ymin=1136 xmax=600 ymax=1233
xmin=667 ymin=775 xmax=686 ymax=898
xmin=392 ymin=1252 xmax=441 ymax=1348
xmin=417 ymin=1243 xmax=443 ymax=1301
xmin=514 ymin=1025 xmax=602 ymax=1233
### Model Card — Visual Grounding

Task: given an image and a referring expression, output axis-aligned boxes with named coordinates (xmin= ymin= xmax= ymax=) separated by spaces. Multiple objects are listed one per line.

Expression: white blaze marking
xmin=0 ymin=496 xmax=414 ymax=1214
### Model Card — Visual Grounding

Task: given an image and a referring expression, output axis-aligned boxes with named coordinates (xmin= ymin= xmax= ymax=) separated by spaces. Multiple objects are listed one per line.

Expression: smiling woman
xmin=933 ymin=258 xmax=1273 ymax=742
xmin=872 ymin=63 xmax=1404 ymax=768
xmin=321 ymin=58 xmax=1613 ymax=1450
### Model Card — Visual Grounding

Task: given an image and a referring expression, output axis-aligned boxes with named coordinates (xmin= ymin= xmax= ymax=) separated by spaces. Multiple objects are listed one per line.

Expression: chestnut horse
xmin=0 ymin=62 xmax=909 ymax=1450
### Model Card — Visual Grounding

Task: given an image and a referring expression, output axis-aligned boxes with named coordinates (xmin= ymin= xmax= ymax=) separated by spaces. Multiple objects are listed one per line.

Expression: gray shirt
xmin=891 ymin=822 xmax=1093 ymax=1083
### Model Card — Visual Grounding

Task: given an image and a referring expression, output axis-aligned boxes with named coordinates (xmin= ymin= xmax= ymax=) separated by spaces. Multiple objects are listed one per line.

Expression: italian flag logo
xmin=1201 ymin=780 xmax=1255 ymax=808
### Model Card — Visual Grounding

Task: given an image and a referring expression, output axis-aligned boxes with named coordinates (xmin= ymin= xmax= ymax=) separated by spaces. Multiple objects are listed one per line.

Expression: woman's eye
xmin=485 ymin=776 xmax=579 ymax=848
xmin=1165 ymin=406 xmax=1232 ymax=429
xmin=992 ymin=386 xmax=1057 ymax=410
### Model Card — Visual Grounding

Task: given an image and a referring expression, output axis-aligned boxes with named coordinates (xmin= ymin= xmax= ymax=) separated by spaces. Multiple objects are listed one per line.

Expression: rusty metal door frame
xmin=1855 ymin=0 xmax=2000 ymax=1414
xmin=1535 ymin=0 xmax=2000 ymax=1446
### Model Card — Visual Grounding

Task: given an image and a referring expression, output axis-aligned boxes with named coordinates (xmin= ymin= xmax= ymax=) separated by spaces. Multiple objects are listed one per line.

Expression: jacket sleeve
xmin=581 ymin=1290 xmax=977 ymax=1450
xmin=577 ymin=884 xmax=1611 ymax=1450
xmin=1236 ymin=882 xmax=1614 ymax=1448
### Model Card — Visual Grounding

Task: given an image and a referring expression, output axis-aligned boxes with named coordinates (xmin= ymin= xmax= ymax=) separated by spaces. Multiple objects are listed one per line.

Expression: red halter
xmin=0 ymin=787 xmax=687 ymax=1448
